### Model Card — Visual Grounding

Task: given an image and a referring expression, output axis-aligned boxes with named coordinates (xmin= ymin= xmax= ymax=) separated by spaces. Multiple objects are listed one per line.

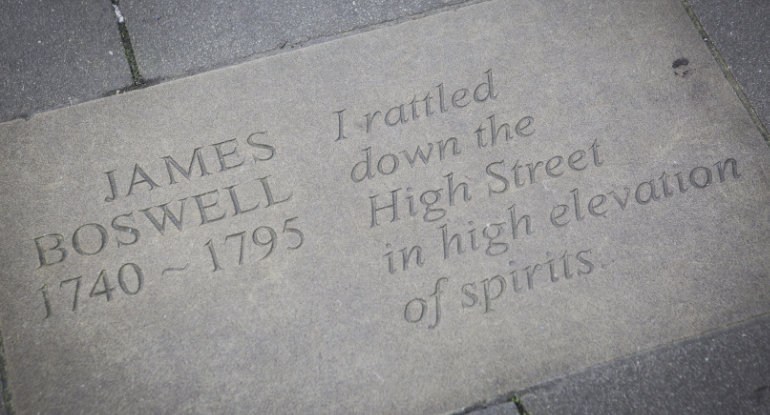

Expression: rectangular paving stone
xmin=1 ymin=0 xmax=769 ymax=413
xmin=0 ymin=0 xmax=133 ymax=123
xmin=120 ymin=0 xmax=472 ymax=80
xmin=516 ymin=313 xmax=770 ymax=415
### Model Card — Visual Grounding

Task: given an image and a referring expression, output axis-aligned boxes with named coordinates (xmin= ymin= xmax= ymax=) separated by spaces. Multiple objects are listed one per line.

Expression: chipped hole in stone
xmin=673 ymin=57 xmax=692 ymax=78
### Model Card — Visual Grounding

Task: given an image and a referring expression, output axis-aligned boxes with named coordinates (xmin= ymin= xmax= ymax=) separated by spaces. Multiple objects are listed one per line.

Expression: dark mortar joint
xmin=449 ymin=392 xmax=529 ymax=415
xmin=111 ymin=0 xmax=144 ymax=87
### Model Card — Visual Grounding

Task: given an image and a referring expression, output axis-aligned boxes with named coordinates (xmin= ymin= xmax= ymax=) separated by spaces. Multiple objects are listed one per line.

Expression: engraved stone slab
xmin=1 ymin=0 xmax=769 ymax=413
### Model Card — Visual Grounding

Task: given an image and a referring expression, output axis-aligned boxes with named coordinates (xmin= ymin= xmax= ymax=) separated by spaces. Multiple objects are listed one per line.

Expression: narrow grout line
xmin=111 ymin=0 xmax=144 ymax=87
xmin=680 ymin=0 xmax=769 ymax=145
xmin=0 ymin=328 xmax=15 ymax=415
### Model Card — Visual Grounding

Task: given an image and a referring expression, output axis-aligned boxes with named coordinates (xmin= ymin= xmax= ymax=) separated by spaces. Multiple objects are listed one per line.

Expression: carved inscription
xmin=31 ymin=132 xmax=305 ymax=320
xmin=332 ymin=68 xmax=743 ymax=329
xmin=203 ymin=217 xmax=304 ymax=272
xmin=25 ymin=68 xmax=746 ymax=327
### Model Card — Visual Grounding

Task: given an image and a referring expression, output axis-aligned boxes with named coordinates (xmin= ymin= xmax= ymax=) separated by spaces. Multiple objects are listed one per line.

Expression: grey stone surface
xmin=0 ymin=0 xmax=769 ymax=413
xmin=689 ymin=0 xmax=770 ymax=128
xmin=517 ymin=313 xmax=770 ymax=415
xmin=0 ymin=0 xmax=133 ymax=123
xmin=469 ymin=7 xmax=770 ymax=415
xmin=119 ymin=0 xmax=471 ymax=80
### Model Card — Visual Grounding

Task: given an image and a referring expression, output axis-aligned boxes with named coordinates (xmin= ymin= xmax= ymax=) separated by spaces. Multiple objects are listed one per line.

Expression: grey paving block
xmin=689 ymin=0 xmax=770 ymax=128
xmin=119 ymin=0 xmax=474 ymax=80
xmin=517 ymin=314 xmax=770 ymax=415
xmin=0 ymin=0 xmax=133 ymax=123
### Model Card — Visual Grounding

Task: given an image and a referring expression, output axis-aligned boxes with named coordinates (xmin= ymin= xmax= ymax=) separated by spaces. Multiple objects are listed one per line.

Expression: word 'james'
xmin=103 ymin=132 xmax=275 ymax=203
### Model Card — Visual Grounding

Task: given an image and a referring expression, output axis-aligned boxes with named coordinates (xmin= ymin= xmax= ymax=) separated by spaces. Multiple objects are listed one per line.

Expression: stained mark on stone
xmin=162 ymin=263 xmax=190 ymax=276
xmin=673 ymin=58 xmax=689 ymax=68
xmin=673 ymin=58 xmax=692 ymax=78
